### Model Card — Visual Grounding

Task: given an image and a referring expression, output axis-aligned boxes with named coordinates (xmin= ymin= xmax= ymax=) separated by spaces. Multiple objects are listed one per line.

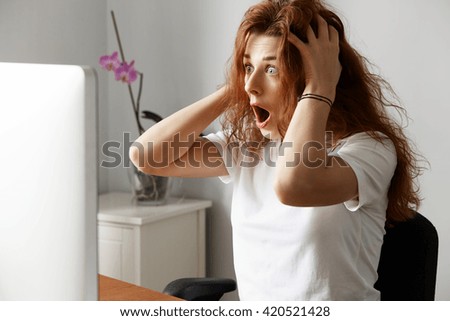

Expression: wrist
xmin=299 ymin=93 xmax=333 ymax=108
xmin=210 ymin=86 xmax=228 ymax=114
xmin=303 ymin=84 xmax=336 ymax=103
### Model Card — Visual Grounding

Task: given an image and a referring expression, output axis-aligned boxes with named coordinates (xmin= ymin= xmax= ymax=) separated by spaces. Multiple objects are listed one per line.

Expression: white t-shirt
xmin=205 ymin=131 xmax=397 ymax=300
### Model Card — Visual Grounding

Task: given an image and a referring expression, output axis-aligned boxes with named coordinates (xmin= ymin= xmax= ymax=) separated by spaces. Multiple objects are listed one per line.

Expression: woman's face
xmin=243 ymin=33 xmax=284 ymax=140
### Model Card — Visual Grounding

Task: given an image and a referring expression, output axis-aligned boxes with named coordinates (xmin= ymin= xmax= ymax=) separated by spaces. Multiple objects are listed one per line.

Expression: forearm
xmin=130 ymin=86 xmax=227 ymax=170
xmin=279 ymin=15 xmax=339 ymax=185
xmin=276 ymin=17 xmax=347 ymax=205
xmin=275 ymin=87 xmax=334 ymax=189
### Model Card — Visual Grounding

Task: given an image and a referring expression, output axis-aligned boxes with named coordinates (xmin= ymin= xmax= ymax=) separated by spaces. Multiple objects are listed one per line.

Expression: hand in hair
xmin=288 ymin=15 xmax=341 ymax=102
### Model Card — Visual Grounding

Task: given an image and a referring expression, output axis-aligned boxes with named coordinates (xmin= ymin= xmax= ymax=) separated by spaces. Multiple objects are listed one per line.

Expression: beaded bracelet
xmin=299 ymin=93 xmax=333 ymax=108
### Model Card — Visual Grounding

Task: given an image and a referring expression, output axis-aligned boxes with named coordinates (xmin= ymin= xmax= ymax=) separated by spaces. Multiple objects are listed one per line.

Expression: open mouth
xmin=252 ymin=105 xmax=271 ymax=128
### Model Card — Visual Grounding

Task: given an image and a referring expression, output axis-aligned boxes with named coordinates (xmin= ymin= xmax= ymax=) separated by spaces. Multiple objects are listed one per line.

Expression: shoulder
xmin=332 ymin=131 xmax=397 ymax=210
xmin=332 ymin=131 xmax=396 ymax=160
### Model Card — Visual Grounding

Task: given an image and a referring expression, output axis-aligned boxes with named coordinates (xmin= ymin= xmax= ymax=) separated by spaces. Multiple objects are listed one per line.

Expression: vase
xmin=128 ymin=164 xmax=170 ymax=205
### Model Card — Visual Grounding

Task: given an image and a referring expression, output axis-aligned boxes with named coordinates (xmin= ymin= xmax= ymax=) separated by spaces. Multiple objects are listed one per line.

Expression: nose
xmin=244 ymin=70 xmax=263 ymax=97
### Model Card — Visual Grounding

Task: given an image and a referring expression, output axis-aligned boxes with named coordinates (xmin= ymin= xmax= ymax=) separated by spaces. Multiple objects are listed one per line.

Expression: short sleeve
xmin=204 ymin=131 xmax=234 ymax=184
xmin=329 ymin=132 xmax=397 ymax=211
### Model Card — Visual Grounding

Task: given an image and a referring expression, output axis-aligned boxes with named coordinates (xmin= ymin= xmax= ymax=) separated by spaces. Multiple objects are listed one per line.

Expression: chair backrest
xmin=374 ymin=212 xmax=439 ymax=300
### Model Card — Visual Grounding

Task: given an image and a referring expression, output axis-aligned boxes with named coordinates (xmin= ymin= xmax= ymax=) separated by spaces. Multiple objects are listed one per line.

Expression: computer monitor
xmin=0 ymin=62 xmax=98 ymax=300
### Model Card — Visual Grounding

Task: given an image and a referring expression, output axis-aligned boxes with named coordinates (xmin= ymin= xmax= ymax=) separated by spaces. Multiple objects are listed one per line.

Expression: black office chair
xmin=163 ymin=277 xmax=237 ymax=301
xmin=374 ymin=212 xmax=439 ymax=300
xmin=164 ymin=212 xmax=438 ymax=301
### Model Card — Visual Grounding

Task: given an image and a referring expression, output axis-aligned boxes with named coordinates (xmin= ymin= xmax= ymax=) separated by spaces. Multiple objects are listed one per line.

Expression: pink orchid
xmin=99 ymin=51 xmax=121 ymax=71
xmin=114 ymin=60 xmax=138 ymax=84
xmin=99 ymin=11 xmax=163 ymax=135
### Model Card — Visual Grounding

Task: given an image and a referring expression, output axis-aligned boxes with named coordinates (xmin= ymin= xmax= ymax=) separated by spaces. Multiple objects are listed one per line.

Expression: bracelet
xmin=299 ymin=93 xmax=333 ymax=108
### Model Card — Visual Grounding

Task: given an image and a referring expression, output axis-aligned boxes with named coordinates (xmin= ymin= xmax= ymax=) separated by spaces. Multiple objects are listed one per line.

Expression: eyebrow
xmin=243 ymin=54 xmax=277 ymax=61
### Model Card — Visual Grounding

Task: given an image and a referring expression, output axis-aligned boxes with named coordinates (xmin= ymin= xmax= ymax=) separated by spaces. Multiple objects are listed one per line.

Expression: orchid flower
xmin=99 ymin=11 xmax=163 ymax=135
xmin=99 ymin=51 xmax=121 ymax=71
xmin=114 ymin=60 xmax=138 ymax=84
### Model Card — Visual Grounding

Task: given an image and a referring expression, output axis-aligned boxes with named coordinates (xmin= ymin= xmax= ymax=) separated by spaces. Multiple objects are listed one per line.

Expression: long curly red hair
xmin=220 ymin=0 xmax=424 ymax=224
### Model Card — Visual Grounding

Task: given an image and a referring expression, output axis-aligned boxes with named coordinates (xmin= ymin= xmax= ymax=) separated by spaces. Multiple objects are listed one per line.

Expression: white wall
xmin=327 ymin=0 xmax=450 ymax=301
xmin=0 ymin=0 xmax=109 ymax=192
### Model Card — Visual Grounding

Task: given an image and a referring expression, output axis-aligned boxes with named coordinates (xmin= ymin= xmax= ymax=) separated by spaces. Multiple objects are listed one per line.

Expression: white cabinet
xmin=97 ymin=192 xmax=211 ymax=292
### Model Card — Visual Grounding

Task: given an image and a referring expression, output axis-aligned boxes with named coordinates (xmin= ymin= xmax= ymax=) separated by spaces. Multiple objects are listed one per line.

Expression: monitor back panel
xmin=0 ymin=62 xmax=98 ymax=300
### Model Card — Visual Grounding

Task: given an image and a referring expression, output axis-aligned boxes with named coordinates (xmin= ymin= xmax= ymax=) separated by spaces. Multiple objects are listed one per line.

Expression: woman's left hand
xmin=288 ymin=15 xmax=341 ymax=101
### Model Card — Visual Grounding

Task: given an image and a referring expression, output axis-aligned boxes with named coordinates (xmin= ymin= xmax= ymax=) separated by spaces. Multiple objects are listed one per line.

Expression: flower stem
xmin=136 ymin=72 xmax=144 ymax=134
xmin=111 ymin=10 xmax=143 ymax=135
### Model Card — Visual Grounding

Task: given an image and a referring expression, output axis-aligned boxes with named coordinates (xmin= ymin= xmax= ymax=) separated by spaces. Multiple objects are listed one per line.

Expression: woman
xmin=130 ymin=0 xmax=422 ymax=300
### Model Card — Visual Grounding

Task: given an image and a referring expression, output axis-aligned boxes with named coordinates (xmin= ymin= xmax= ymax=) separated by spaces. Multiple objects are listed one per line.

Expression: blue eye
xmin=267 ymin=66 xmax=278 ymax=75
xmin=244 ymin=64 xmax=254 ymax=74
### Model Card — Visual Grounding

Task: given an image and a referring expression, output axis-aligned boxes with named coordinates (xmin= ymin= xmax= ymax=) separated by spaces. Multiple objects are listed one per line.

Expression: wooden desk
xmin=99 ymin=275 xmax=182 ymax=301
